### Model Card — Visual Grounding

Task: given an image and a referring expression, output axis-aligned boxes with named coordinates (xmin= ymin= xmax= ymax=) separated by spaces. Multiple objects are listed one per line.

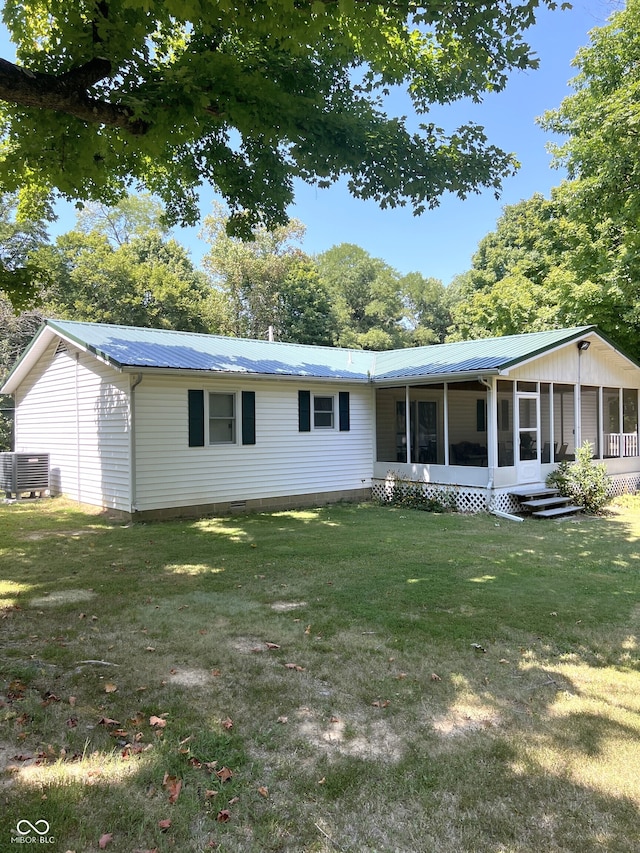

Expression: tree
xmin=401 ymin=272 xmax=450 ymax=344
xmin=0 ymin=1 xmax=560 ymax=235
xmin=201 ymin=205 xmax=335 ymax=344
xmin=0 ymin=296 xmax=46 ymax=450
xmin=41 ymin=198 xmax=216 ymax=331
xmin=0 ymin=193 xmax=52 ymax=308
xmin=539 ymin=0 xmax=640 ymax=355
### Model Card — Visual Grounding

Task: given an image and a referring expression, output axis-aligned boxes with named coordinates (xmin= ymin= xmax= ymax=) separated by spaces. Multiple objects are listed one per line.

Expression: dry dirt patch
xmin=30 ymin=589 xmax=97 ymax=607
xmin=166 ymin=667 xmax=214 ymax=688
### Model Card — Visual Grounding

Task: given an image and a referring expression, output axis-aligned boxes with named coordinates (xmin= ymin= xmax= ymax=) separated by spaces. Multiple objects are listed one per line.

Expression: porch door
xmin=516 ymin=392 xmax=541 ymax=484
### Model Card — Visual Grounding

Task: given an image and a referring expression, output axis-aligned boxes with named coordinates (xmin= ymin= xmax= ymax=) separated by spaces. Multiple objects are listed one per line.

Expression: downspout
xmin=129 ymin=373 xmax=143 ymax=515
xmin=479 ymin=377 xmax=495 ymax=505
xmin=75 ymin=353 xmax=81 ymax=504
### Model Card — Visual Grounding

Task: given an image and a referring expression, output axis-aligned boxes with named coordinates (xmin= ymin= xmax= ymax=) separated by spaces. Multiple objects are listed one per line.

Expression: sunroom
xmin=371 ymin=329 xmax=640 ymax=512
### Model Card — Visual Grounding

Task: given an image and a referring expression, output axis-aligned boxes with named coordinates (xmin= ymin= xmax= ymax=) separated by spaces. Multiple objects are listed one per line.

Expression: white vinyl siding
xmin=13 ymin=340 xmax=131 ymax=511
xmin=133 ymin=376 xmax=373 ymax=512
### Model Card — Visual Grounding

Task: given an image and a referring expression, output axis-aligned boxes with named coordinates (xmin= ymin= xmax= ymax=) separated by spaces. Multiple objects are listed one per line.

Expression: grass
xmin=0 ymin=496 xmax=639 ymax=852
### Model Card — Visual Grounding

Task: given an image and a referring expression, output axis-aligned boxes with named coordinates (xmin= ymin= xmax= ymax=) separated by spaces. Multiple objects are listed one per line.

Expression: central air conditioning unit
xmin=0 ymin=452 xmax=50 ymax=498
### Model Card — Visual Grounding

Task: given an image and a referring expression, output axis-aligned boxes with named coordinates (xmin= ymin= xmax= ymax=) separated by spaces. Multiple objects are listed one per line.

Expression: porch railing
xmin=603 ymin=433 xmax=639 ymax=457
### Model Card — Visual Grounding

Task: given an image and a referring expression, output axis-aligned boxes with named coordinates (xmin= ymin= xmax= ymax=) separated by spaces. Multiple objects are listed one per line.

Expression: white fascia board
xmin=119 ymin=366 xmax=371 ymax=384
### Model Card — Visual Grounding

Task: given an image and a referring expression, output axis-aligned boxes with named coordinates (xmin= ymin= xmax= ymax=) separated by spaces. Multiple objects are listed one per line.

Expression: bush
xmin=546 ymin=441 xmax=612 ymax=514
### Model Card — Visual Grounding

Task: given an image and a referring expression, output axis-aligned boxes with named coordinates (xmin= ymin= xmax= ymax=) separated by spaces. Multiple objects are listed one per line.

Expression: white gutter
xmin=129 ymin=373 xmax=143 ymax=513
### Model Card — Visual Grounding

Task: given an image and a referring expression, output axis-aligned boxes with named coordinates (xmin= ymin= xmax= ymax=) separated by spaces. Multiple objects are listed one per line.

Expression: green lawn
xmin=1 ymin=497 xmax=639 ymax=852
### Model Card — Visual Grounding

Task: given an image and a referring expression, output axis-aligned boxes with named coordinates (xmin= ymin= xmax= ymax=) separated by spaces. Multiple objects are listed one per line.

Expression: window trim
xmin=208 ymin=391 xmax=237 ymax=445
xmin=313 ymin=394 xmax=335 ymax=430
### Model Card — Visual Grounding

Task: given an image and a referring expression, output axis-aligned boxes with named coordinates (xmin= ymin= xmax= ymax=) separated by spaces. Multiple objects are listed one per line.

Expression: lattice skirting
xmin=372 ymin=476 xmax=490 ymax=514
xmin=372 ymin=472 xmax=640 ymax=515
xmin=608 ymin=472 xmax=640 ymax=496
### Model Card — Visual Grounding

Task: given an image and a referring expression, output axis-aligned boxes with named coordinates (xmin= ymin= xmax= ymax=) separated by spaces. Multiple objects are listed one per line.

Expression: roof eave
xmin=372 ymin=368 xmax=501 ymax=386
xmin=120 ymin=366 xmax=371 ymax=383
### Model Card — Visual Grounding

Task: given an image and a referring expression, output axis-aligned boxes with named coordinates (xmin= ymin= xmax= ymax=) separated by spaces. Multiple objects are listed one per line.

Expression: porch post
xmin=443 ymin=383 xmax=449 ymax=465
xmin=484 ymin=377 xmax=497 ymax=471
xmin=619 ymin=390 xmax=624 ymax=458
xmin=598 ymin=386 xmax=604 ymax=459
xmin=404 ymin=385 xmax=411 ymax=464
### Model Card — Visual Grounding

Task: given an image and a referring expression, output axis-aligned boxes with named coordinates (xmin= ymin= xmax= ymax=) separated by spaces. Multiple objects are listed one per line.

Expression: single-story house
xmin=2 ymin=319 xmax=640 ymax=519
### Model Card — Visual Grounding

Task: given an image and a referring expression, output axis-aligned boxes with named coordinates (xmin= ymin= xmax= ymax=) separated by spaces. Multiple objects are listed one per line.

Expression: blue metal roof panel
xmin=373 ymin=327 xmax=595 ymax=380
xmin=48 ymin=320 xmax=375 ymax=380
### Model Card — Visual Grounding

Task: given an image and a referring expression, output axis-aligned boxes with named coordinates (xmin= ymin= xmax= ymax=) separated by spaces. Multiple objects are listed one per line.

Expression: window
xmin=314 ymin=395 xmax=334 ymax=429
xmin=209 ymin=392 xmax=236 ymax=443
xmin=189 ymin=390 xmax=255 ymax=447
xmin=298 ymin=390 xmax=349 ymax=432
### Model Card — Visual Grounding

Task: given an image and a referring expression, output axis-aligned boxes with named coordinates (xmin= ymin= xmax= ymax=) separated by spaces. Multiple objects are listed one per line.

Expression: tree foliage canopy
xmin=0 ymin=0 xmax=558 ymax=235
xmin=447 ymin=3 xmax=640 ymax=359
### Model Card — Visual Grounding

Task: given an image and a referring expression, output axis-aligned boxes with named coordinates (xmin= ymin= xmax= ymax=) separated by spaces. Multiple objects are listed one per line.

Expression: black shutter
xmin=188 ymin=390 xmax=205 ymax=447
xmin=339 ymin=391 xmax=350 ymax=431
xmin=242 ymin=391 xmax=256 ymax=445
xmin=298 ymin=390 xmax=311 ymax=432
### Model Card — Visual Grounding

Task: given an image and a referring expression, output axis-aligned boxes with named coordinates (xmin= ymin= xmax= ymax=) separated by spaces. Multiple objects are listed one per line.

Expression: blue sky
xmin=1 ymin=1 xmax=624 ymax=285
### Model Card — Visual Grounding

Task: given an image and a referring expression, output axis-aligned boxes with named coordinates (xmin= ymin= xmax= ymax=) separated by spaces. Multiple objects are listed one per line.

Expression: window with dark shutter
xmin=188 ymin=390 xmax=205 ymax=447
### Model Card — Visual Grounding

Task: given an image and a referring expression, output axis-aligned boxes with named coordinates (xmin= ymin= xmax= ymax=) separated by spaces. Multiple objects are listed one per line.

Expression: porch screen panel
xmin=497 ymin=380 xmax=514 ymax=467
xmin=540 ymin=384 xmax=552 ymax=462
xmin=580 ymin=386 xmax=599 ymax=457
xmin=603 ymin=388 xmax=620 ymax=457
xmin=518 ymin=397 xmax=537 ymax=461
xmin=623 ymin=389 xmax=639 ymax=456
xmin=553 ymin=384 xmax=574 ymax=460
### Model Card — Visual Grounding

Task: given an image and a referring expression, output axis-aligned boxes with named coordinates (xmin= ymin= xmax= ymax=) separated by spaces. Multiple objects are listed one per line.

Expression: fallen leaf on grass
xmin=98 ymin=717 xmax=121 ymax=727
xmin=284 ymin=663 xmax=304 ymax=672
xmin=216 ymin=809 xmax=231 ymax=823
xmin=211 ymin=669 xmax=221 ymax=677
xmin=162 ymin=773 xmax=182 ymax=804
xmin=205 ymin=789 xmax=218 ymax=801
xmin=265 ymin=642 xmax=280 ymax=650
xmin=104 ymin=683 xmax=118 ymax=693
xmin=149 ymin=715 xmax=167 ymax=728
xmin=430 ymin=673 xmax=442 ymax=682
xmin=98 ymin=833 xmax=113 ymax=849
xmin=221 ymin=717 xmax=233 ymax=730
xmin=215 ymin=766 xmax=233 ymax=783
xmin=372 ymin=699 xmax=390 ymax=708
xmin=258 ymin=786 xmax=269 ymax=798
xmin=158 ymin=819 xmax=172 ymax=831
xmin=277 ymin=716 xmax=288 ymax=724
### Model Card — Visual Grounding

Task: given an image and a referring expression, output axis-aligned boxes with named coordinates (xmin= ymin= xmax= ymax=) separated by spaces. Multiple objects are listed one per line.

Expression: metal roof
xmin=46 ymin=319 xmax=375 ymax=380
xmin=373 ymin=327 xmax=596 ymax=380
xmin=1 ymin=320 xmax=601 ymax=393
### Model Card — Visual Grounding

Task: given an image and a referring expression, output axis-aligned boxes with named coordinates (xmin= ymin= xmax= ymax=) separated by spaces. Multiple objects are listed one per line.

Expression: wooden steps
xmin=510 ymin=486 xmax=583 ymax=519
